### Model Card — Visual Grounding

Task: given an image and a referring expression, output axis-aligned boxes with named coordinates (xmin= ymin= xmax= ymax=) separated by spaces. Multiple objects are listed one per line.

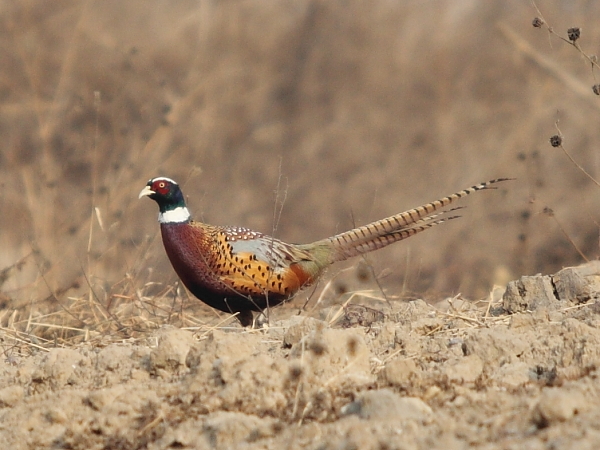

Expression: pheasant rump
xmin=140 ymin=177 xmax=510 ymax=326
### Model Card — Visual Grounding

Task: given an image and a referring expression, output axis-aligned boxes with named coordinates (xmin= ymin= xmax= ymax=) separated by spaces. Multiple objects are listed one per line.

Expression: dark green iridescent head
xmin=139 ymin=177 xmax=191 ymax=223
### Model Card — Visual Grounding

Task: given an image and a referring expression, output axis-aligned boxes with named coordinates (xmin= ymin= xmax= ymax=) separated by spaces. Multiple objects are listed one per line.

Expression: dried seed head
xmin=593 ymin=84 xmax=600 ymax=96
xmin=590 ymin=55 xmax=598 ymax=63
xmin=532 ymin=17 xmax=544 ymax=28
xmin=567 ymin=27 xmax=581 ymax=42
xmin=549 ymin=135 xmax=562 ymax=147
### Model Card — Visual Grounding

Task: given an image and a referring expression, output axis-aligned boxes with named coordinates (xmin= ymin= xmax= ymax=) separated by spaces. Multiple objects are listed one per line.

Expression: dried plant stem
xmin=498 ymin=23 xmax=596 ymax=105
xmin=531 ymin=1 xmax=600 ymax=74
xmin=558 ymin=144 xmax=600 ymax=188
xmin=544 ymin=208 xmax=589 ymax=262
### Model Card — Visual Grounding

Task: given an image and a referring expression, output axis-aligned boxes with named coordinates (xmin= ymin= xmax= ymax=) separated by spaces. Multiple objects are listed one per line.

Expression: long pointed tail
xmin=309 ymin=178 xmax=511 ymax=263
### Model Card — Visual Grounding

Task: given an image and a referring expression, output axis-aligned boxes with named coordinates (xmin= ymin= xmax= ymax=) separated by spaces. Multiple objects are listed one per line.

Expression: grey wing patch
xmin=225 ymin=228 xmax=310 ymax=268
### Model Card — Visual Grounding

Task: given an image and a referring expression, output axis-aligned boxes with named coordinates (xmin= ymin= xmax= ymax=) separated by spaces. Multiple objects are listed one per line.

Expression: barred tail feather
xmin=310 ymin=178 xmax=511 ymax=263
xmin=328 ymin=213 xmax=461 ymax=261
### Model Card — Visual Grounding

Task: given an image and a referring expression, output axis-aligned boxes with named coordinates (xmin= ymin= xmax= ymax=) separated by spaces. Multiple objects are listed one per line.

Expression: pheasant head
xmin=139 ymin=177 xmax=191 ymax=224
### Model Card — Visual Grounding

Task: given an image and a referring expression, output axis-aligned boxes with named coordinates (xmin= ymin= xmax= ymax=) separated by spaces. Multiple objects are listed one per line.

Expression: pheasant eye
xmin=158 ymin=181 xmax=166 ymax=189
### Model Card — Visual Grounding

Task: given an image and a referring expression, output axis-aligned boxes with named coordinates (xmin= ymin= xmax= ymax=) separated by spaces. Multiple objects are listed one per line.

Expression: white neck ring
xmin=158 ymin=206 xmax=191 ymax=224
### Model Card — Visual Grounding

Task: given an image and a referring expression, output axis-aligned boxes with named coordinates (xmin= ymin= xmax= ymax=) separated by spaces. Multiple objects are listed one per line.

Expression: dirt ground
xmin=2 ymin=261 xmax=600 ymax=449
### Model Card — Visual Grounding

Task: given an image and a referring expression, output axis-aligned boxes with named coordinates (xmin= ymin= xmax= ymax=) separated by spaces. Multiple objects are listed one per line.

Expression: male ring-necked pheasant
xmin=140 ymin=177 xmax=509 ymax=326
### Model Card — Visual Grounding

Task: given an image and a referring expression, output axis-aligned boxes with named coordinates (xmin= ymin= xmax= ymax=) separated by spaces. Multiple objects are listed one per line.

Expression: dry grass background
xmin=1 ymin=0 xmax=600 ymax=344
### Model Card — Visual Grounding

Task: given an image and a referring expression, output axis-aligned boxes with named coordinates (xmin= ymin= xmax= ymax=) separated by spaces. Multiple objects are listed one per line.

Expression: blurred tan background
xmin=2 ymin=0 xmax=600 ymax=320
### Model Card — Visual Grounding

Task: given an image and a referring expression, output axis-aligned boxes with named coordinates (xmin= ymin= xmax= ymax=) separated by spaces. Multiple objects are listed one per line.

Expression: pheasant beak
xmin=138 ymin=185 xmax=155 ymax=199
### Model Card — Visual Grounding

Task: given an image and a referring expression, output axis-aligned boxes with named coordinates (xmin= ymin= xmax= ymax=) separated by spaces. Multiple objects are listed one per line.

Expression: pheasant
xmin=140 ymin=177 xmax=509 ymax=326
